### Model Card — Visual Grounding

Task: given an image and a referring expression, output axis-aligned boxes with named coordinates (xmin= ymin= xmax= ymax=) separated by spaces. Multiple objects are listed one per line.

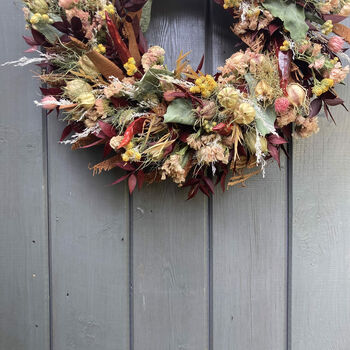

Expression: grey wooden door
xmin=1 ymin=1 xmax=350 ymax=350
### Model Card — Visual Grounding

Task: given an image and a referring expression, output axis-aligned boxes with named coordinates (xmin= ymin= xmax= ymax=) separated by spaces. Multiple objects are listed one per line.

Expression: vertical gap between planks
xmin=128 ymin=190 xmax=134 ymax=350
xmin=286 ymin=140 xmax=293 ymax=350
xmin=205 ymin=1 xmax=214 ymax=349
xmin=41 ymin=78 xmax=53 ymax=350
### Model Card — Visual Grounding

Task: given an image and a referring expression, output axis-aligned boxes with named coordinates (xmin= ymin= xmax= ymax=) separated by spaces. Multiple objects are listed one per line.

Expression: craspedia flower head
xmin=274 ymin=97 xmax=290 ymax=115
xmin=217 ymin=86 xmax=240 ymax=109
xmin=190 ymin=75 xmax=217 ymax=98
xmin=124 ymin=57 xmax=138 ymax=76
xmin=235 ymin=103 xmax=256 ymax=125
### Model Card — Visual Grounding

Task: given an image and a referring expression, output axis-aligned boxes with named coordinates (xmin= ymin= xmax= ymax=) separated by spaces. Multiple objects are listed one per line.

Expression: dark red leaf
xmin=110 ymin=97 xmax=129 ymax=108
xmin=137 ymin=170 xmax=145 ymax=190
xmin=202 ymin=176 xmax=215 ymax=194
xmin=128 ymin=174 xmax=137 ymax=194
xmin=309 ymin=98 xmax=323 ymax=117
xmin=187 ymin=183 xmax=200 ymax=200
xmin=23 ymin=36 xmax=38 ymax=46
xmin=40 ymin=87 xmax=62 ymax=97
xmin=220 ymin=172 xmax=227 ymax=193
xmin=103 ymin=142 xmax=113 ymax=159
xmin=199 ymin=183 xmax=211 ymax=197
xmin=267 ymin=134 xmax=288 ymax=145
xmin=123 ymin=0 xmax=148 ymax=12
xmin=52 ymin=21 xmax=70 ymax=34
xmin=98 ymin=120 xmax=117 ymax=138
xmin=196 ymin=55 xmax=205 ymax=73
xmin=111 ymin=173 xmax=130 ymax=186
xmin=163 ymin=91 xmax=187 ymax=102
xmin=323 ymin=15 xmax=347 ymax=23
xmin=81 ymin=139 xmax=105 ymax=148
xmin=324 ymin=98 xmax=345 ymax=106
xmin=268 ymin=143 xmax=280 ymax=167
xmin=212 ymin=123 xmax=232 ymax=136
xmin=60 ymin=124 xmax=73 ymax=141
xmin=115 ymin=162 xmax=136 ymax=171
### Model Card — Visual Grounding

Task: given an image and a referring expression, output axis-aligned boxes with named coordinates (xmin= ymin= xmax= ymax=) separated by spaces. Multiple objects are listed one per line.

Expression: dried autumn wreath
xmin=8 ymin=0 xmax=350 ymax=198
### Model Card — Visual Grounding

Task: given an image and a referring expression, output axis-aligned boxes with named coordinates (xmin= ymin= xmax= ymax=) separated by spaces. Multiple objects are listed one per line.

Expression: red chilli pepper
xmin=105 ymin=12 xmax=131 ymax=64
xmin=117 ymin=118 xmax=147 ymax=149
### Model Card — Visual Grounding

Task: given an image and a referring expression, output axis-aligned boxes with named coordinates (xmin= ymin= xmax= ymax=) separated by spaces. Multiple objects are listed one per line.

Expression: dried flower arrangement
xmin=9 ymin=0 xmax=350 ymax=198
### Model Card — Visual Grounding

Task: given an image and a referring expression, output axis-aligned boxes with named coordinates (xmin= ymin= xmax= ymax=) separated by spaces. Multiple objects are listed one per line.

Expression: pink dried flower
xmin=327 ymin=62 xmax=350 ymax=83
xmin=141 ymin=46 xmax=165 ymax=71
xmin=328 ymin=36 xmax=345 ymax=53
xmin=41 ymin=96 xmax=58 ymax=110
xmin=274 ymin=97 xmax=290 ymax=114
xmin=58 ymin=0 xmax=79 ymax=9
xmin=309 ymin=57 xmax=325 ymax=70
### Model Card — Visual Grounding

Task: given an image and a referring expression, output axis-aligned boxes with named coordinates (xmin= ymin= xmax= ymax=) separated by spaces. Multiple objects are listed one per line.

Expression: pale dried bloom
xmin=161 ymin=154 xmax=186 ymax=184
xmin=110 ymin=136 xmax=124 ymax=150
xmin=276 ymin=108 xmax=297 ymax=127
xmin=59 ymin=0 xmax=79 ymax=9
xmin=295 ymin=117 xmax=320 ymax=138
xmin=141 ymin=46 xmax=165 ymax=71
xmin=84 ymin=119 xmax=97 ymax=128
xmin=104 ymin=80 xmax=124 ymax=98
xmin=311 ymin=44 xmax=322 ymax=57
xmin=309 ymin=57 xmax=326 ymax=70
xmin=196 ymin=143 xmax=229 ymax=165
xmin=328 ymin=36 xmax=344 ymax=53
xmin=196 ymin=101 xmax=217 ymax=120
xmin=95 ymin=99 xmax=107 ymax=117
xmin=340 ymin=4 xmax=350 ymax=16
xmin=218 ymin=51 xmax=248 ymax=76
xmin=186 ymin=134 xmax=202 ymax=150
xmin=66 ymin=8 xmax=92 ymax=39
xmin=328 ymin=63 xmax=350 ymax=84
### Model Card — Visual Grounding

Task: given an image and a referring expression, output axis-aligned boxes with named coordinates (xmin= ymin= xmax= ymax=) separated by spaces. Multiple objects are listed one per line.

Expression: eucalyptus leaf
xmin=254 ymin=104 xmax=277 ymax=136
xmin=134 ymin=68 xmax=172 ymax=101
xmin=163 ymin=99 xmax=196 ymax=126
xmin=140 ymin=0 xmax=153 ymax=33
xmin=262 ymin=0 xmax=309 ymax=42
xmin=34 ymin=22 xmax=61 ymax=44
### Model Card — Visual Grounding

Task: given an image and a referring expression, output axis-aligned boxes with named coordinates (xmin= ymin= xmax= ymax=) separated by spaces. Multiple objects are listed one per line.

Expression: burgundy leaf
xmin=128 ymin=174 xmax=137 ymax=194
xmin=187 ymin=183 xmax=200 ymax=200
xmin=52 ymin=22 xmax=70 ymax=34
xmin=115 ymin=162 xmax=136 ymax=171
xmin=98 ymin=120 xmax=117 ymax=138
xmin=137 ymin=170 xmax=145 ymax=190
xmin=199 ymin=183 xmax=211 ymax=197
xmin=31 ymin=28 xmax=47 ymax=45
xmin=202 ymin=176 xmax=215 ymax=194
xmin=103 ymin=142 xmax=113 ymax=159
xmin=309 ymin=98 xmax=323 ymax=117
xmin=268 ymin=143 xmax=280 ymax=167
xmin=220 ymin=172 xmax=227 ymax=193
xmin=267 ymin=134 xmax=288 ymax=145
xmin=81 ymin=139 xmax=105 ymax=148
xmin=23 ymin=36 xmax=38 ymax=46
xmin=111 ymin=173 xmax=130 ymax=186
xmin=123 ymin=0 xmax=148 ymax=12
xmin=324 ymin=98 xmax=345 ymax=106
xmin=323 ymin=15 xmax=347 ymax=23
xmin=196 ymin=55 xmax=205 ymax=73
xmin=40 ymin=87 xmax=62 ymax=97
xmin=60 ymin=124 xmax=73 ymax=141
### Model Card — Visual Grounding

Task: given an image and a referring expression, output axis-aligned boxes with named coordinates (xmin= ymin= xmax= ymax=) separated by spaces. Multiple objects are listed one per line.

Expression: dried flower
xmin=295 ymin=117 xmax=320 ymax=138
xmin=141 ymin=46 xmax=165 ymax=71
xmin=286 ymin=83 xmax=306 ymax=107
xmin=161 ymin=154 xmax=186 ymax=184
xmin=76 ymin=92 xmax=96 ymax=109
xmin=29 ymin=0 xmax=49 ymax=14
xmin=255 ymin=80 xmax=274 ymax=102
xmin=190 ymin=75 xmax=217 ymax=98
xmin=328 ymin=62 xmax=350 ymax=84
xmin=65 ymin=79 xmax=92 ymax=100
xmin=196 ymin=101 xmax=217 ymax=120
xmin=328 ymin=36 xmax=345 ymax=52
xmin=109 ymin=136 xmax=124 ymax=150
xmin=235 ymin=103 xmax=256 ymax=125
xmin=58 ymin=0 xmax=79 ymax=10
xmin=41 ymin=96 xmax=58 ymax=110
xmin=217 ymin=87 xmax=240 ymax=109
xmin=340 ymin=4 xmax=350 ymax=16
xmin=244 ymin=131 xmax=268 ymax=154
xmin=124 ymin=57 xmax=138 ymax=76
xmin=276 ymin=108 xmax=297 ymax=127
xmin=275 ymin=97 xmax=290 ymax=115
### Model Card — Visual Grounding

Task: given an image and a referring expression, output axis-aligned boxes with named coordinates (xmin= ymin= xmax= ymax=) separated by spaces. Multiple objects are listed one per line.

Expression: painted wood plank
xmin=0 ymin=2 xmax=50 ymax=350
xmin=210 ymin=3 xmax=288 ymax=349
xmin=47 ymin=86 xmax=129 ymax=349
xmin=132 ymin=1 xmax=209 ymax=349
xmin=291 ymin=43 xmax=350 ymax=349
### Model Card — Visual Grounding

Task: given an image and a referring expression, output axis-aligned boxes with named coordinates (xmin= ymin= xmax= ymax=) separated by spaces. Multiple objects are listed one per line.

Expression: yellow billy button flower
xmin=223 ymin=0 xmax=242 ymax=9
xmin=280 ymin=40 xmax=290 ymax=51
xmin=322 ymin=78 xmax=334 ymax=88
xmin=190 ymin=75 xmax=217 ymax=99
xmin=105 ymin=4 xmax=115 ymax=15
xmin=124 ymin=57 xmax=138 ymax=76
xmin=322 ymin=20 xmax=333 ymax=35
xmin=30 ymin=13 xmax=42 ymax=24
xmin=235 ymin=103 xmax=256 ymax=125
xmin=312 ymin=78 xmax=335 ymax=97
xmin=122 ymin=153 xmax=130 ymax=162
xmin=94 ymin=44 xmax=106 ymax=54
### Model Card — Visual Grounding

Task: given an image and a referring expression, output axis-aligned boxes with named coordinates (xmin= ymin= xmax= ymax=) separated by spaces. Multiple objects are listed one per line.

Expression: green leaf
xmin=140 ymin=0 xmax=153 ymax=33
xmin=262 ymin=0 xmax=309 ymax=42
xmin=34 ymin=22 xmax=61 ymax=44
xmin=134 ymin=68 xmax=172 ymax=101
xmin=163 ymin=99 xmax=196 ymax=126
xmin=254 ymin=104 xmax=277 ymax=136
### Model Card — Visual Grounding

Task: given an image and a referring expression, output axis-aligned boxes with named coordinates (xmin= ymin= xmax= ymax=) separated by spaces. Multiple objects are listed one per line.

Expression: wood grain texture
xmin=291 ymin=46 xmax=350 ymax=350
xmin=0 ymin=2 xmax=50 ymax=350
xmin=47 ymin=100 xmax=129 ymax=349
xmin=132 ymin=1 xmax=209 ymax=349
xmin=210 ymin=3 xmax=288 ymax=349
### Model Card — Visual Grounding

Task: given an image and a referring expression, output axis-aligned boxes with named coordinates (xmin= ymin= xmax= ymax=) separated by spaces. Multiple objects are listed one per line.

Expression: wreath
xmin=11 ymin=0 xmax=350 ymax=198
